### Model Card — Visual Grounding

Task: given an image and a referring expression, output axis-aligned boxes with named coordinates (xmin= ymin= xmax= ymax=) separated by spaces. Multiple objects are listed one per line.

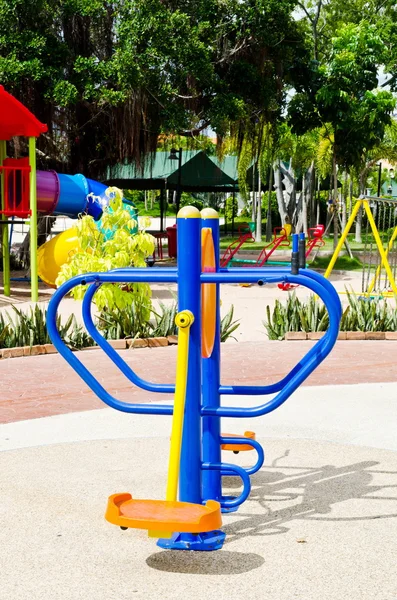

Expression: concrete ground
xmin=1 ymin=386 xmax=397 ymax=600
xmin=1 ymin=268 xmax=397 ymax=599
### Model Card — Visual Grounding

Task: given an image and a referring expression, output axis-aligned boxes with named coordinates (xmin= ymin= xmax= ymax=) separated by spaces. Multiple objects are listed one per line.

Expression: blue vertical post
xmin=291 ymin=233 xmax=299 ymax=274
xmin=174 ymin=206 xmax=202 ymax=505
xmin=298 ymin=232 xmax=306 ymax=269
xmin=158 ymin=205 xmax=225 ymax=551
xmin=201 ymin=208 xmax=222 ymax=503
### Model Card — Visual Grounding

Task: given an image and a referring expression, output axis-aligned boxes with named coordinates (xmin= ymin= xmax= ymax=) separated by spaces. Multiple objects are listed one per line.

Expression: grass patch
xmin=310 ymin=255 xmax=363 ymax=271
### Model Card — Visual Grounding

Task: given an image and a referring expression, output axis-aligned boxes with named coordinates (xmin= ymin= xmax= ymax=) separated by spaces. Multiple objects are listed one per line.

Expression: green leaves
xmin=289 ymin=19 xmax=396 ymax=173
xmin=55 ymin=187 xmax=155 ymax=313
xmin=220 ymin=305 xmax=240 ymax=343
xmin=264 ymin=289 xmax=397 ymax=339
xmin=263 ymin=292 xmax=329 ymax=340
xmin=0 ymin=305 xmax=94 ymax=350
xmin=97 ymin=300 xmax=241 ymax=343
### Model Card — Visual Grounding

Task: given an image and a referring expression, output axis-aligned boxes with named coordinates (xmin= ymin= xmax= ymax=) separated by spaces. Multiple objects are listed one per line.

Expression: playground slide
xmin=36 ymin=172 xmax=107 ymax=286
xmin=37 ymin=227 xmax=79 ymax=287
xmin=36 ymin=170 xmax=105 ymax=220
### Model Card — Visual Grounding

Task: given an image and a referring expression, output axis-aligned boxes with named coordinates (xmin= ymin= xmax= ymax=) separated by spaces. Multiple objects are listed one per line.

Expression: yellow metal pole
xmin=166 ymin=310 xmax=194 ymax=501
xmin=324 ymin=200 xmax=362 ymax=281
xmin=148 ymin=309 xmax=194 ymax=538
xmin=29 ymin=137 xmax=38 ymax=302
xmin=367 ymin=225 xmax=397 ymax=294
xmin=0 ymin=139 xmax=10 ymax=296
xmin=364 ymin=202 xmax=397 ymax=296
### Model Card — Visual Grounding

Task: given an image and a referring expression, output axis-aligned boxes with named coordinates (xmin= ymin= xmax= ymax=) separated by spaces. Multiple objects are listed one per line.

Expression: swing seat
xmin=221 ymin=430 xmax=256 ymax=452
xmin=105 ymin=493 xmax=222 ymax=534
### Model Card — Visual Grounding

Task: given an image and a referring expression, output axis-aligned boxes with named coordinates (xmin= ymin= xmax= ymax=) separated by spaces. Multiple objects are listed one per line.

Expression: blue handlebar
xmin=200 ymin=271 xmax=340 ymax=418
xmin=47 ymin=267 xmax=341 ymax=417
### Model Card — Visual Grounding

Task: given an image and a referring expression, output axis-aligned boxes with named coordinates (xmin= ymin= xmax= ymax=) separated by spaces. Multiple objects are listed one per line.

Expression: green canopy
xmin=105 ymin=151 xmax=237 ymax=192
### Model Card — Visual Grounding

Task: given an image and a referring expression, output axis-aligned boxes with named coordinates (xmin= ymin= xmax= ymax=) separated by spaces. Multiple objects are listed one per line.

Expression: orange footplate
xmin=221 ymin=430 xmax=256 ymax=452
xmin=105 ymin=493 xmax=222 ymax=533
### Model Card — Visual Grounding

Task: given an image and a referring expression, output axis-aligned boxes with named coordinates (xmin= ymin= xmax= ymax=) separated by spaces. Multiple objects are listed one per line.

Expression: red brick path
xmin=1 ymin=341 xmax=396 ymax=424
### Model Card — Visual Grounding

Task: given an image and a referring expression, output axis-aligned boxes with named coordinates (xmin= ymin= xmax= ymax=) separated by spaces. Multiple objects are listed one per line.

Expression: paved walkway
xmin=1 ymin=340 xmax=396 ymax=424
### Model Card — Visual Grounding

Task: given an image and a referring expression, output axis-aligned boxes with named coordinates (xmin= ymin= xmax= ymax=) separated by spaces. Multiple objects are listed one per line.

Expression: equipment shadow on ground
xmin=221 ymin=457 xmax=397 ymax=543
xmin=148 ymin=456 xmax=397 ymax=574
xmin=146 ymin=550 xmax=264 ymax=574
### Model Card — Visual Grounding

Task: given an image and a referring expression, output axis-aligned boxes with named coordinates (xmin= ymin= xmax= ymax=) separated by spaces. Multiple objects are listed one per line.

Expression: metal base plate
xmin=157 ymin=530 xmax=226 ymax=551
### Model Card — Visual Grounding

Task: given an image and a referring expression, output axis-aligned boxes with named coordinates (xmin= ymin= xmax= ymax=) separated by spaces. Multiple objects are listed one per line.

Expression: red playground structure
xmin=221 ymin=222 xmax=325 ymax=269
xmin=221 ymin=223 xmax=293 ymax=268
xmin=220 ymin=222 xmax=255 ymax=267
xmin=278 ymin=224 xmax=325 ymax=290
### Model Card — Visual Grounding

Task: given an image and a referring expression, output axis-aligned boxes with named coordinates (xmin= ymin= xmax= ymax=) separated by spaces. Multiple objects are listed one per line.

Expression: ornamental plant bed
xmin=0 ymin=337 xmax=178 ymax=360
xmin=264 ymin=290 xmax=397 ymax=341
xmin=284 ymin=331 xmax=397 ymax=341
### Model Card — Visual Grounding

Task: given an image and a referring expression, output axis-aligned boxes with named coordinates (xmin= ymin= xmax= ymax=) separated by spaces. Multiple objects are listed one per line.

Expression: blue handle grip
xmin=220 ymin=437 xmax=265 ymax=475
xmin=202 ymin=461 xmax=251 ymax=509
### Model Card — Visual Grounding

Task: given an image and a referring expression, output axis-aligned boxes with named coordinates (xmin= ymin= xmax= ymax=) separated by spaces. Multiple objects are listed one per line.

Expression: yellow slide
xmin=37 ymin=227 xmax=80 ymax=287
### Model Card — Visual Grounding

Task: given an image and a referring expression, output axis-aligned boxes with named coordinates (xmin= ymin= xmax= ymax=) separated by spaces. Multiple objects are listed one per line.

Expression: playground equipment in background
xmin=225 ymin=223 xmax=292 ymax=268
xmin=47 ymin=206 xmax=341 ymax=552
xmin=37 ymin=227 xmax=79 ymax=287
xmin=223 ymin=222 xmax=324 ymax=271
xmin=36 ymin=198 xmax=138 ymax=287
xmin=220 ymin=221 xmax=255 ymax=267
xmin=324 ymin=197 xmax=397 ymax=297
xmin=278 ymin=225 xmax=325 ymax=291
xmin=0 ymin=86 xmax=133 ymax=299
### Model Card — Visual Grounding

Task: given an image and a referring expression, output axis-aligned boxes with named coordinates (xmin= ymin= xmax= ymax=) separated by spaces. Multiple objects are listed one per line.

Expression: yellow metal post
xmin=29 ymin=137 xmax=38 ymax=302
xmin=367 ymin=225 xmax=397 ymax=294
xmin=324 ymin=200 xmax=362 ymax=281
xmin=363 ymin=202 xmax=397 ymax=296
xmin=148 ymin=309 xmax=194 ymax=538
xmin=0 ymin=139 xmax=10 ymax=296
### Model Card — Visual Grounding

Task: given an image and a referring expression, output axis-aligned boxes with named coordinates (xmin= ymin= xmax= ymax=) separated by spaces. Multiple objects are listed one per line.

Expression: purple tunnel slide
xmin=36 ymin=170 xmax=105 ymax=220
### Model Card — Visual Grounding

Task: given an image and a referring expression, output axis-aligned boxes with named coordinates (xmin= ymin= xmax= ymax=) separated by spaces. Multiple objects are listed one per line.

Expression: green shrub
xmin=340 ymin=289 xmax=397 ymax=332
xmin=97 ymin=301 xmax=240 ymax=342
xmin=263 ymin=289 xmax=397 ymax=339
xmin=220 ymin=305 xmax=240 ymax=342
xmin=56 ymin=186 xmax=155 ymax=320
xmin=263 ymin=292 xmax=329 ymax=340
xmin=0 ymin=305 xmax=94 ymax=349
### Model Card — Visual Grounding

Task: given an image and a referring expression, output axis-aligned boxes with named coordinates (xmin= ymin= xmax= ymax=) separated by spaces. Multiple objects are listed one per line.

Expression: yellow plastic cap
xmin=175 ymin=310 xmax=194 ymax=329
xmin=201 ymin=208 xmax=219 ymax=219
xmin=177 ymin=206 xmax=201 ymax=219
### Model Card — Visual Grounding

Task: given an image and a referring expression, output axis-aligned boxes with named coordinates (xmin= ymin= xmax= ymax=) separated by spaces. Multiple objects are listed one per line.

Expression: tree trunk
xmin=333 ymin=152 xmax=338 ymax=249
xmin=273 ymin=160 xmax=288 ymax=224
xmin=251 ymin=162 xmax=256 ymax=224
xmin=355 ymin=170 xmax=367 ymax=243
xmin=255 ymin=170 xmax=262 ymax=242
xmin=342 ymin=171 xmax=347 ymax=231
xmin=349 ymin=175 xmax=353 ymax=219
xmin=266 ymin=167 xmax=273 ymax=242
xmin=309 ymin=165 xmax=317 ymax=227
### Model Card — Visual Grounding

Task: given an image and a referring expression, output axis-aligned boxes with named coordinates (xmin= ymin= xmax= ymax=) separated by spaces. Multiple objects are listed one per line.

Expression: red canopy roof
xmin=0 ymin=85 xmax=48 ymax=140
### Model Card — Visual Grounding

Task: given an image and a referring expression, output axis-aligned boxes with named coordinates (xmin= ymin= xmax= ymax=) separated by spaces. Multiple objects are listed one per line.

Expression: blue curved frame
xmin=47 ymin=268 xmax=340 ymax=416
xmin=46 ymin=220 xmax=342 ymax=552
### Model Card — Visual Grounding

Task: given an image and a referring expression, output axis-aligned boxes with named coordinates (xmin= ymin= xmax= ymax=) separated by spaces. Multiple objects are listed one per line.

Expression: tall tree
xmin=288 ymin=21 xmax=396 ymax=246
xmin=0 ymin=0 xmax=309 ymax=175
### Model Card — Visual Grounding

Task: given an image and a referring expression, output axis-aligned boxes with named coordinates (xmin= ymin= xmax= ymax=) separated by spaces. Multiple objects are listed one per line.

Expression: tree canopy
xmin=0 ymin=0 xmax=309 ymax=175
